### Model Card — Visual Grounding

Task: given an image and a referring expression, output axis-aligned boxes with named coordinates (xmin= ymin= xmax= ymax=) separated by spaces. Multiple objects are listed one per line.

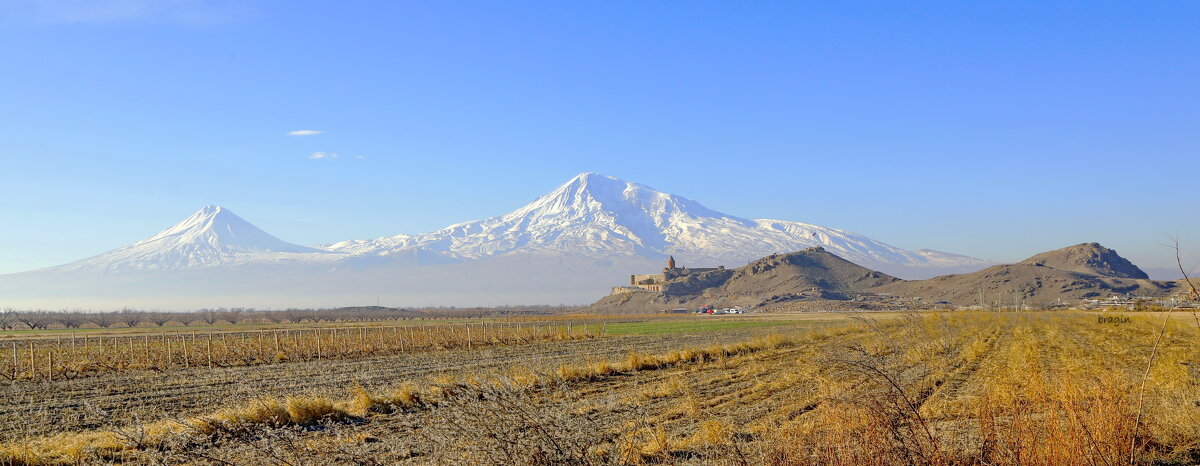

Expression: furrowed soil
xmin=3 ymin=311 xmax=1198 ymax=465
xmin=0 ymin=317 xmax=828 ymax=441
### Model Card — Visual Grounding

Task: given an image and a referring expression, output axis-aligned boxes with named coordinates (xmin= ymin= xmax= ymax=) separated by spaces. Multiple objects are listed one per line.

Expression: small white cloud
xmin=288 ymin=130 xmax=322 ymax=136
xmin=355 ymin=155 xmax=365 ymax=159
xmin=309 ymin=152 xmax=339 ymax=160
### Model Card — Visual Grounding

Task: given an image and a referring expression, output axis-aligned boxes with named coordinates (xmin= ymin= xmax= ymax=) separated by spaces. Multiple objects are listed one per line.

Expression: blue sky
xmin=0 ymin=1 xmax=1197 ymax=274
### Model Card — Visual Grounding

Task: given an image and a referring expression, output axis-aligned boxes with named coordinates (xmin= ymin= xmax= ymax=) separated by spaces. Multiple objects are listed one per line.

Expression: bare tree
xmin=1169 ymin=235 xmax=1200 ymax=333
xmin=282 ymin=309 xmax=306 ymax=324
xmin=15 ymin=311 xmax=53 ymax=330
xmin=1171 ymin=235 xmax=1200 ymax=300
xmin=145 ymin=312 xmax=173 ymax=327
xmin=0 ymin=308 xmax=16 ymax=330
xmin=89 ymin=312 xmax=119 ymax=328
xmin=196 ymin=310 xmax=221 ymax=326
xmin=57 ymin=311 xmax=87 ymax=329
xmin=117 ymin=309 xmax=146 ymax=328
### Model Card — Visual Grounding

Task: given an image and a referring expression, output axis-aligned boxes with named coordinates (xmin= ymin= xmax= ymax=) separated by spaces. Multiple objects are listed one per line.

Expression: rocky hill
xmin=592 ymin=247 xmax=902 ymax=312
xmin=1018 ymin=243 xmax=1148 ymax=279
xmin=874 ymin=243 xmax=1174 ymax=306
xmin=595 ymin=243 xmax=1178 ymax=312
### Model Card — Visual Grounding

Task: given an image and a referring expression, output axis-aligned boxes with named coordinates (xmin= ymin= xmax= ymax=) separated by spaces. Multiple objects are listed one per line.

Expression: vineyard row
xmin=2 ymin=321 xmax=605 ymax=381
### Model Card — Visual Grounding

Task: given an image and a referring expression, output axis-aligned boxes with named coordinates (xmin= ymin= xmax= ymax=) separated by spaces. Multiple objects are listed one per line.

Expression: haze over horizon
xmin=2 ymin=1 xmax=1198 ymax=276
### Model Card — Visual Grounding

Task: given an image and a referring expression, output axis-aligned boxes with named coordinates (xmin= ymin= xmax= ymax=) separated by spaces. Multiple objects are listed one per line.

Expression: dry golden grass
xmin=3 ymin=311 xmax=1197 ymax=465
xmin=766 ymin=312 xmax=1200 ymax=465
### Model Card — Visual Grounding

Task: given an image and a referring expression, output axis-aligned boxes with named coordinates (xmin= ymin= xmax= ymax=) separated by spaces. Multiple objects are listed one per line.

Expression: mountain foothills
xmin=0 ymin=173 xmax=1000 ymax=308
xmin=594 ymin=243 xmax=1185 ymax=313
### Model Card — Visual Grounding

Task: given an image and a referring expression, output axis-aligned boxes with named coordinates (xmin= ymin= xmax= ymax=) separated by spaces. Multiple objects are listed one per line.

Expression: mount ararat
xmin=1 ymin=173 xmax=993 ymax=308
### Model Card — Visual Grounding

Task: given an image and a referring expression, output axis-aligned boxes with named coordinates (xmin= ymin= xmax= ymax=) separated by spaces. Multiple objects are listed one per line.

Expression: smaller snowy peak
xmin=135 ymin=205 xmax=319 ymax=254
xmin=54 ymin=205 xmax=338 ymax=272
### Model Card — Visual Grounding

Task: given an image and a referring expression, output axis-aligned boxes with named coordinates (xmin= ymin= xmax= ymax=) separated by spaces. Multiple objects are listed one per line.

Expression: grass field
xmin=1 ymin=310 xmax=1197 ymax=465
xmin=601 ymin=317 xmax=793 ymax=335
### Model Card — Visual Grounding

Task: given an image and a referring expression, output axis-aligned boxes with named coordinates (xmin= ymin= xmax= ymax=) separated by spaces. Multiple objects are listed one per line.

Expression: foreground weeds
xmin=768 ymin=312 xmax=1200 ymax=465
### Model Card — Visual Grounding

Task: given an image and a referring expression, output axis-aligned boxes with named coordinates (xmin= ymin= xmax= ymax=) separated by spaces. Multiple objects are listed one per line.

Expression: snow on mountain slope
xmin=52 ymin=205 xmax=341 ymax=272
xmin=33 ymin=174 xmax=989 ymax=279
xmin=325 ymin=173 xmax=992 ymax=276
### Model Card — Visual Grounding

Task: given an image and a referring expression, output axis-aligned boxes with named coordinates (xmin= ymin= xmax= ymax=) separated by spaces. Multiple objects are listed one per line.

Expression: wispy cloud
xmin=309 ymin=152 xmax=339 ymax=160
xmin=288 ymin=130 xmax=322 ymax=136
xmin=2 ymin=0 xmax=255 ymax=25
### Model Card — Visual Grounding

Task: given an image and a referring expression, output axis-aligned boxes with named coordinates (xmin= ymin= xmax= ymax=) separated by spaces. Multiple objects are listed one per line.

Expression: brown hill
xmin=591 ymin=247 xmax=900 ymax=312
xmin=593 ymin=243 xmax=1180 ymax=312
xmin=873 ymin=243 xmax=1174 ymax=306
xmin=1019 ymin=243 xmax=1148 ymax=279
xmin=707 ymin=247 xmax=901 ymax=296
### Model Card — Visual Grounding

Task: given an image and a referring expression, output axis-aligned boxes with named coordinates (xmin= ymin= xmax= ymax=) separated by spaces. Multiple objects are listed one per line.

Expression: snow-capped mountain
xmin=2 ymin=173 xmax=994 ymax=308
xmin=325 ymin=172 xmax=990 ymax=277
xmin=52 ymin=205 xmax=339 ymax=272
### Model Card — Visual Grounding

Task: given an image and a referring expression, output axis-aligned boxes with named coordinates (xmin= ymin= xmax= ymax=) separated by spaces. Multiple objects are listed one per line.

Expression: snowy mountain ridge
xmin=5 ymin=173 xmax=997 ymax=308
xmin=35 ymin=173 xmax=990 ymax=278
xmin=324 ymin=172 xmax=991 ymax=276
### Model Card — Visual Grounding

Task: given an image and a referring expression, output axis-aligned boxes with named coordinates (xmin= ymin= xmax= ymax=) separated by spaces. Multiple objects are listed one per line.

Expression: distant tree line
xmin=0 ymin=304 xmax=584 ymax=331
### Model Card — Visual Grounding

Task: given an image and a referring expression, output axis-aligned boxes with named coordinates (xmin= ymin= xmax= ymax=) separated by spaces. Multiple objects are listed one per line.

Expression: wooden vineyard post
xmin=316 ymin=329 xmax=322 ymax=361
xmin=567 ymin=323 xmax=572 ymax=339
xmin=28 ymin=342 xmax=35 ymax=380
xmin=47 ymin=349 xmax=53 ymax=382
xmin=166 ymin=337 xmax=173 ymax=369
xmin=273 ymin=330 xmax=280 ymax=356
xmin=183 ymin=336 xmax=190 ymax=369
xmin=10 ymin=342 xmax=17 ymax=382
xmin=206 ymin=333 xmax=213 ymax=369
